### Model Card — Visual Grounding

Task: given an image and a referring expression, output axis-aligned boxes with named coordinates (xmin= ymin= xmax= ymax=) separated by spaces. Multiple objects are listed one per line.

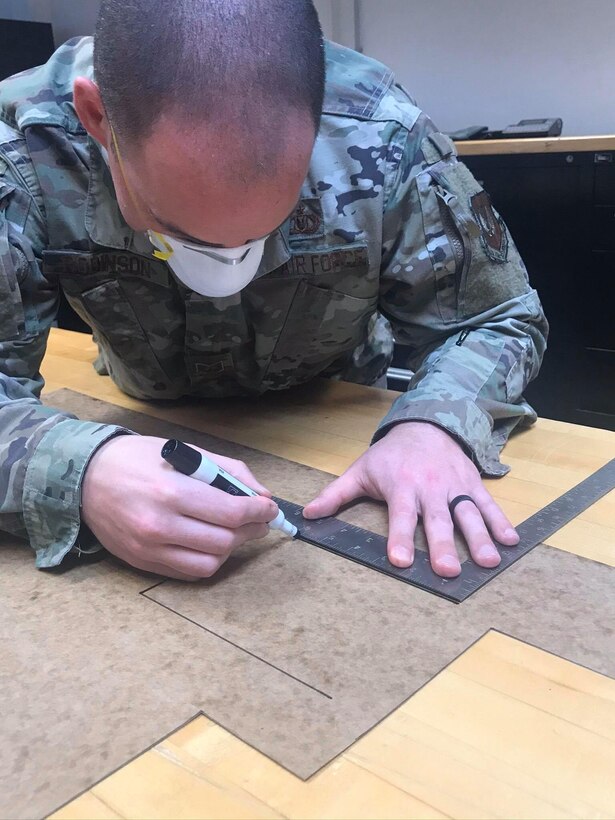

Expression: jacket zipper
xmin=456 ymin=327 xmax=475 ymax=346
xmin=434 ymin=185 xmax=475 ymax=303
xmin=436 ymin=192 xmax=465 ymax=275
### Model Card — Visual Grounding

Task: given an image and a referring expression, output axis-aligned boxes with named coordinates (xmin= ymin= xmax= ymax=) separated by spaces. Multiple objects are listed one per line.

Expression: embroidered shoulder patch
xmin=469 ymin=190 xmax=509 ymax=263
xmin=289 ymin=198 xmax=324 ymax=240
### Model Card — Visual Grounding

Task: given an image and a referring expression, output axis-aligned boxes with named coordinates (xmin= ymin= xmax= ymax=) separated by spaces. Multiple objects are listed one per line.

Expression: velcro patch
xmin=289 ymin=198 xmax=324 ymax=240
xmin=283 ymin=246 xmax=369 ymax=277
xmin=469 ymin=191 xmax=509 ymax=263
xmin=42 ymin=250 xmax=170 ymax=287
xmin=189 ymin=352 xmax=234 ymax=381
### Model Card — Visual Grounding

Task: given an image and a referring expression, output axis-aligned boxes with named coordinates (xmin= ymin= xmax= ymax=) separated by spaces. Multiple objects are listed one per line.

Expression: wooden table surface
xmin=42 ymin=329 xmax=615 ymax=820
xmin=455 ymin=134 xmax=615 ymax=156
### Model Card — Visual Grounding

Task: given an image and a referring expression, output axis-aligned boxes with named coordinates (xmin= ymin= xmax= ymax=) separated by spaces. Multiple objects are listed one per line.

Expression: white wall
xmin=314 ymin=0 xmax=334 ymax=39
xmin=0 ymin=0 xmax=52 ymax=25
xmin=4 ymin=0 xmax=329 ymax=45
xmin=0 ymin=0 xmax=343 ymax=49
xmin=314 ymin=0 xmax=356 ymax=48
xmin=0 ymin=0 xmax=99 ymax=43
xmin=49 ymin=0 xmax=99 ymax=46
xmin=2 ymin=0 xmax=613 ymax=136
xmin=357 ymin=0 xmax=615 ymax=137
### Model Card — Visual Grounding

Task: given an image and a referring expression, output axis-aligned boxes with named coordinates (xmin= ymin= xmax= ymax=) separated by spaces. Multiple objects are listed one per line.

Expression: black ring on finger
xmin=448 ymin=494 xmax=476 ymax=517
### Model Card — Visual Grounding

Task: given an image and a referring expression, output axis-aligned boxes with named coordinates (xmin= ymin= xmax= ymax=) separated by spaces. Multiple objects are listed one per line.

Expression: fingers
xmin=303 ymin=470 xmax=363 ymax=519
xmin=144 ymin=564 xmax=201 ymax=582
xmin=421 ymin=504 xmax=462 ymax=577
xmin=122 ymin=518 xmax=268 ymax=581
xmin=420 ymin=484 xmax=518 ymax=576
xmin=167 ymin=475 xmax=279 ymax=527
xmin=164 ymin=519 xmax=270 ymax=555
xmin=135 ymin=544 xmax=231 ymax=580
xmin=473 ymin=486 xmax=519 ymax=546
xmin=386 ymin=490 xmax=418 ymax=568
xmin=388 ymin=495 xmax=504 ymax=577
xmin=450 ymin=497 xmax=501 ymax=568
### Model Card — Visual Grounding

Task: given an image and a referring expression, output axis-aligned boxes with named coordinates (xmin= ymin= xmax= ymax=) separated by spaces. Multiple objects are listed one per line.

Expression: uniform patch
xmin=289 ymin=198 xmax=324 ymax=240
xmin=42 ymin=249 xmax=170 ymax=287
xmin=282 ymin=246 xmax=369 ymax=277
xmin=189 ymin=353 xmax=234 ymax=382
xmin=469 ymin=191 xmax=509 ymax=263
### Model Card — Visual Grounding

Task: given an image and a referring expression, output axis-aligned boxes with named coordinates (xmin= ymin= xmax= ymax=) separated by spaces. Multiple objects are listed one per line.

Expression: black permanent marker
xmin=161 ymin=439 xmax=298 ymax=537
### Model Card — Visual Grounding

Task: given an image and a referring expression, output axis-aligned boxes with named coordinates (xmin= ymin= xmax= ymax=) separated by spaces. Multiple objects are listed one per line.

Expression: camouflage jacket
xmin=0 ymin=37 xmax=547 ymax=568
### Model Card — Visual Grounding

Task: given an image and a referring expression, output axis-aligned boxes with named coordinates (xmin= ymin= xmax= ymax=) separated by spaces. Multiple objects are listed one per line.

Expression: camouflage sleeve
xmin=0 ymin=146 xmax=131 ymax=567
xmin=374 ymin=113 xmax=549 ymax=476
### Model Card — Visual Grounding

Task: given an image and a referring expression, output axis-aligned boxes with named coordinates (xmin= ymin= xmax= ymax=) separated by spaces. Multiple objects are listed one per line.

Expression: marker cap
xmin=161 ymin=439 xmax=202 ymax=476
xmin=271 ymin=509 xmax=298 ymax=537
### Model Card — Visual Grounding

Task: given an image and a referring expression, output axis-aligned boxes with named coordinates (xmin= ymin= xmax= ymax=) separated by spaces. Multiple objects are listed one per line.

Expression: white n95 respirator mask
xmin=148 ymin=231 xmax=267 ymax=298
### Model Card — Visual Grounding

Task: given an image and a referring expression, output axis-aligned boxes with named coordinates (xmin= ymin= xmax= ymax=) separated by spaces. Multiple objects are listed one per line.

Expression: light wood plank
xmin=162 ymin=722 xmax=447 ymax=820
xmin=347 ymin=631 xmax=615 ymax=819
xmin=92 ymin=748 xmax=283 ymax=820
xmin=51 ymin=792 xmax=123 ymax=820
xmin=456 ymin=135 xmax=615 ymax=156
xmin=52 ymin=631 xmax=615 ymax=820
xmin=543 ymin=516 xmax=615 ymax=565
xmin=490 ymin=473 xmax=615 ymax=529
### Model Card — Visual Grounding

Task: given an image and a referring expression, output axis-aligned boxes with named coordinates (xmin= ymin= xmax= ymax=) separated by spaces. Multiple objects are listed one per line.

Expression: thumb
xmin=303 ymin=469 xmax=362 ymax=519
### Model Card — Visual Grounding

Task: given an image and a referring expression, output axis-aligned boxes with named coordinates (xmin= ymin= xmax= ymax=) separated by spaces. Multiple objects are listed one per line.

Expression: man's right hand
xmin=80 ymin=435 xmax=278 ymax=580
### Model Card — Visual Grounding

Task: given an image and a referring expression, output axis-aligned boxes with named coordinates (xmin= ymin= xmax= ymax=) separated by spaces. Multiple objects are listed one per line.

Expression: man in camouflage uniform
xmin=0 ymin=0 xmax=547 ymax=580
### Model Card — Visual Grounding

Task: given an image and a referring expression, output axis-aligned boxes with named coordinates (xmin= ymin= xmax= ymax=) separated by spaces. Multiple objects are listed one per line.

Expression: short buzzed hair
xmin=94 ymin=0 xmax=325 ymax=146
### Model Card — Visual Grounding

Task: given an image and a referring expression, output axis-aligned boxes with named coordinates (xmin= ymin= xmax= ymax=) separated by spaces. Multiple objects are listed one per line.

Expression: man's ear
xmin=73 ymin=77 xmax=109 ymax=146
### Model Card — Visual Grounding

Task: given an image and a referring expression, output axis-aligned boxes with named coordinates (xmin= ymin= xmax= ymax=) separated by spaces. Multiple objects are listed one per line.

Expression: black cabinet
xmin=391 ymin=147 xmax=615 ymax=432
xmin=0 ymin=19 xmax=54 ymax=81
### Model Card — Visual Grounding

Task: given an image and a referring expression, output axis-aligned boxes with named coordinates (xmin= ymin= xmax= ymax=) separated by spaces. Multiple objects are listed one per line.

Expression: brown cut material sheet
xmin=1 ymin=389 xmax=614 ymax=819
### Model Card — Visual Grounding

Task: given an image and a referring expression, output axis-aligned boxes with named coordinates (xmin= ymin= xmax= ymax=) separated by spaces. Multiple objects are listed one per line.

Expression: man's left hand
xmin=302 ymin=421 xmax=519 ymax=577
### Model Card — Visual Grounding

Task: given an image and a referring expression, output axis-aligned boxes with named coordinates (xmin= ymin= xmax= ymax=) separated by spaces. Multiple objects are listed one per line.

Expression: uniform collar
xmin=259 ymin=224 xmax=290 ymax=278
xmin=84 ymin=137 xmax=291 ymax=274
xmin=85 ymin=136 xmax=135 ymax=251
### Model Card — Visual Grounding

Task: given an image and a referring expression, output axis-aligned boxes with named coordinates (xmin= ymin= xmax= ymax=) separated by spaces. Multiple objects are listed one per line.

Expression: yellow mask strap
xmin=109 ymin=123 xmax=173 ymax=262
xmin=109 ymin=125 xmax=143 ymax=216
xmin=110 ymin=125 xmax=173 ymax=260
xmin=149 ymin=230 xmax=174 ymax=262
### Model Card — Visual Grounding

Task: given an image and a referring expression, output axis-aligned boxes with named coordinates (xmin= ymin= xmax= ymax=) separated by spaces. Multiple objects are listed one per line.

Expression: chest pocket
xmin=261 ymin=244 xmax=378 ymax=389
xmin=42 ymin=249 xmax=186 ymax=399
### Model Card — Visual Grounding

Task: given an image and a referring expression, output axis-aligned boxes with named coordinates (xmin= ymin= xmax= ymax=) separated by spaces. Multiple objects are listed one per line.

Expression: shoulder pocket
xmin=421 ymin=138 xmax=530 ymax=317
xmin=415 ymin=168 xmax=473 ymax=325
